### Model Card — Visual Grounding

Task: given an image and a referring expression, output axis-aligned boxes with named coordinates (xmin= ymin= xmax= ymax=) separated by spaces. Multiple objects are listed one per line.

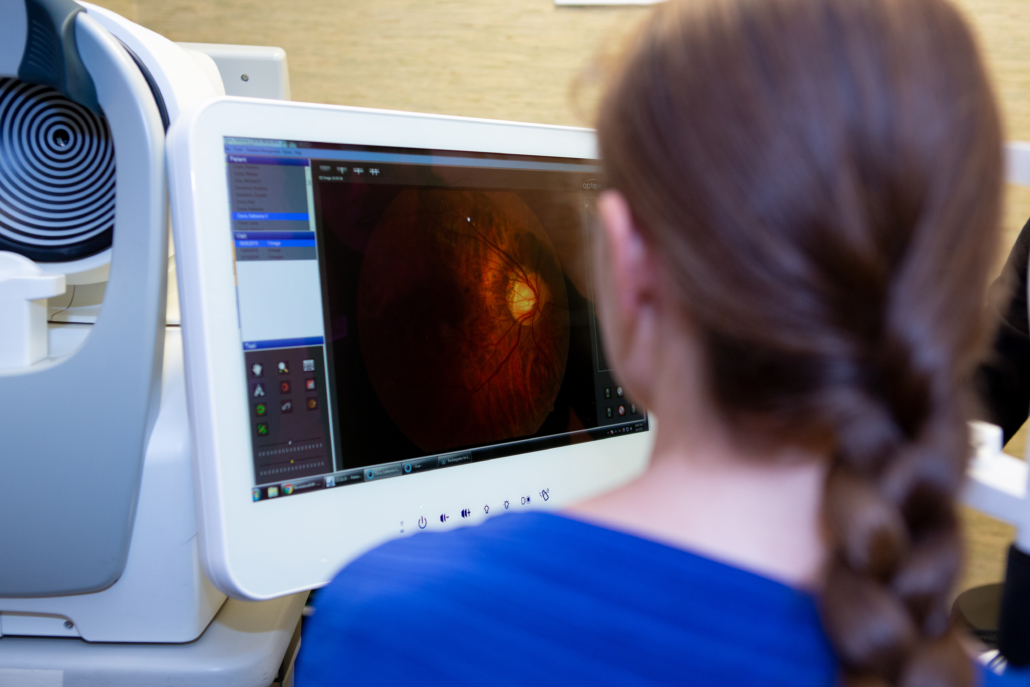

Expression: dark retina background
xmin=314 ymin=173 xmax=600 ymax=471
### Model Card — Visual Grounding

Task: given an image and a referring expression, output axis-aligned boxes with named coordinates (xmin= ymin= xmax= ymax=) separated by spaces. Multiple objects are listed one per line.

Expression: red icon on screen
xmin=280 ymin=381 xmax=291 ymax=394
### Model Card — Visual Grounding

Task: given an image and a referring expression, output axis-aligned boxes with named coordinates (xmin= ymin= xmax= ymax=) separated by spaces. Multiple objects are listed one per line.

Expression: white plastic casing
xmin=167 ymin=98 xmax=653 ymax=600
xmin=1007 ymin=142 xmax=1030 ymax=187
xmin=81 ymin=3 xmax=223 ymax=121
xmin=176 ymin=43 xmax=290 ymax=100
xmin=964 ymin=421 xmax=1029 ymax=540
xmin=0 ymin=330 xmax=225 ymax=642
xmin=0 ymin=252 xmax=65 ymax=369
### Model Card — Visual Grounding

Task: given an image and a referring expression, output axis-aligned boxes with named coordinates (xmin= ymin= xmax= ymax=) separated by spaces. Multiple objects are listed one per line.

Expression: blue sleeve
xmin=984 ymin=664 xmax=1030 ymax=686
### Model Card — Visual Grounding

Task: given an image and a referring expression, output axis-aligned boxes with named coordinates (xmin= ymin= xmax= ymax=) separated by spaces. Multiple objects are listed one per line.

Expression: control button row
xmin=419 ymin=489 xmax=550 ymax=531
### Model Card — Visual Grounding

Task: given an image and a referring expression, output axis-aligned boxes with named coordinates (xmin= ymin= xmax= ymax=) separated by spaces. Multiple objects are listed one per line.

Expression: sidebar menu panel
xmin=226 ymin=152 xmax=336 ymax=485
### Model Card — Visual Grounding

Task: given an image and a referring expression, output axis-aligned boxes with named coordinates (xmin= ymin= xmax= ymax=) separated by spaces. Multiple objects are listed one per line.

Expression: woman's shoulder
xmin=311 ymin=511 xmax=832 ymax=635
xmin=298 ymin=512 xmax=838 ymax=686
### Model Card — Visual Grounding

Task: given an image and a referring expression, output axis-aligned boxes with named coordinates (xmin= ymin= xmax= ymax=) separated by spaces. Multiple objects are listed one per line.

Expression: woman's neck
xmin=566 ymin=424 xmax=829 ymax=589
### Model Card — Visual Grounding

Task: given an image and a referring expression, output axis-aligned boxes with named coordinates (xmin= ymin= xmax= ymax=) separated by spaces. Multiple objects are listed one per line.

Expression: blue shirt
xmin=298 ymin=512 xmax=1029 ymax=685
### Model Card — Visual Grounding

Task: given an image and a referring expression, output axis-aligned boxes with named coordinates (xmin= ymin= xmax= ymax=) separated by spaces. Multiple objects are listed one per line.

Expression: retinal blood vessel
xmin=357 ymin=190 xmax=570 ymax=453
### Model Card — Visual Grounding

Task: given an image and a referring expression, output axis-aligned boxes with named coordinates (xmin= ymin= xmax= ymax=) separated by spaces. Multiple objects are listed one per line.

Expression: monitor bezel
xmin=168 ymin=97 xmax=653 ymax=600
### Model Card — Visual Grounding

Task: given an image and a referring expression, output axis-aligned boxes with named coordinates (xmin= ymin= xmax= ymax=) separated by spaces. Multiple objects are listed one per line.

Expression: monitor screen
xmin=223 ymin=137 xmax=649 ymax=502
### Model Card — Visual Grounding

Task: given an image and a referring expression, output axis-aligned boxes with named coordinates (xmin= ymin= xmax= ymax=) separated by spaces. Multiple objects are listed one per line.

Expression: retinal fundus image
xmin=357 ymin=190 xmax=570 ymax=453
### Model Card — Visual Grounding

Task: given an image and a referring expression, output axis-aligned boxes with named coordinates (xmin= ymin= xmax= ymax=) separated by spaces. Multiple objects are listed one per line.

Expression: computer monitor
xmin=167 ymin=99 xmax=653 ymax=600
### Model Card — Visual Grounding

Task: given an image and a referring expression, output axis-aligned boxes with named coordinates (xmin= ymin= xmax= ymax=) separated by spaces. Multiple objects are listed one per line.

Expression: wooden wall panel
xmin=123 ymin=0 xmax=646 ymax=127
xmin=954 ymin=0 xmax=1030 ymax=142
xmin=86 ymin=0 xmax=1030 ymax=594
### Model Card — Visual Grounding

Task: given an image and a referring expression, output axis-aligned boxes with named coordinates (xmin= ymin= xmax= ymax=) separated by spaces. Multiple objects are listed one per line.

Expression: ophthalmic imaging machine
xmin=0 ymin=0 xmax=303 ymax=684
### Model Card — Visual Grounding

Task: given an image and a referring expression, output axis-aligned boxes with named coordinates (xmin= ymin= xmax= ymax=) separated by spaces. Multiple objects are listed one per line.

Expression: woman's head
xmin=595 ymin=0 xmax=1002 ymax=684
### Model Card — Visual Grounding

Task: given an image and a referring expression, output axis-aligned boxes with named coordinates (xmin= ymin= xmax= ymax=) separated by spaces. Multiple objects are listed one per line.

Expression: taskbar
xmin=251 ymin=418 xmax=649 ymax=502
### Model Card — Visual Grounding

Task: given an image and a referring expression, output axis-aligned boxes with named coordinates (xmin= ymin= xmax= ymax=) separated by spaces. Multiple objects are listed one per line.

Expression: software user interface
xmin=223 ymin=137 xmax=649 ymax=501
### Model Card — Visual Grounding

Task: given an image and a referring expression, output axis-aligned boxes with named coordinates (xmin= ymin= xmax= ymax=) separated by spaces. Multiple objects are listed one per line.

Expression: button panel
xmin=411 ymin=487 xmax=552 ymax=533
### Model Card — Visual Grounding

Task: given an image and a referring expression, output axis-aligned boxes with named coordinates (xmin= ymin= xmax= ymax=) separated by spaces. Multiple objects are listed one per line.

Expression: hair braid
xmin=596 ymin=0 xmax=1004 ymax=684
xmin=821 ymin=356 xmax=970 ymax=684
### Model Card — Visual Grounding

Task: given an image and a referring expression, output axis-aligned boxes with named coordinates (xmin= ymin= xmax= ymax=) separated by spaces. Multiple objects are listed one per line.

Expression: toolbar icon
xmin=370 ymin=168 xmax=380 ymax=176
xmin=461 ymin=508 xmax=471 ymax=518
xmin=253 ymin=383 xmax=266 ymax=398
xmin=251 ymin=363 xmax=263 ymax=377
xmin=336 ymin=167 xmax=347 ymax=174
xmin=418 ymin=516 xmax=427 ymax=529
xmin=278 ymin=361 xmax=289 ymax=374
xmin=439 ymin=513 xmax=449 ymax=522
xmin=303 ymin=359 xmax=315 ymax=372
xmin=268 ymin=486 xmax=279 ymax=498
xmin=252 ymin=488 xmax=261 ymax=502
xmin=484 ymin=504 xmax=490 ymax=514
xmin=353 ymin=167 xmax=364 ymax=175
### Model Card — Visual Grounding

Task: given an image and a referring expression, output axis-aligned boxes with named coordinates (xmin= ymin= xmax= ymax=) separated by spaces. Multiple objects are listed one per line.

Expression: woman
xmin=298 ymin=0 xmax=1012 ymax=684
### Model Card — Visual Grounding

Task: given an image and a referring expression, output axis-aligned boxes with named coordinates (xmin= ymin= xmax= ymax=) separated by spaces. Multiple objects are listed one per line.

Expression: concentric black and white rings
xmin=0 ymin=77 xmax=115 ymax=259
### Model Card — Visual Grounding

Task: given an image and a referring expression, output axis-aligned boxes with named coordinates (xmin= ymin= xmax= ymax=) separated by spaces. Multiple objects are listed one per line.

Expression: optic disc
xmin=507 ymin=271 xmax=545 ymax=324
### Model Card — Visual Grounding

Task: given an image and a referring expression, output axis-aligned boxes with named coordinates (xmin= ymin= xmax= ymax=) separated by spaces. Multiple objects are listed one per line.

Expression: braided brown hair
xmin=596 ymin=0 xmax=1003 ymax=684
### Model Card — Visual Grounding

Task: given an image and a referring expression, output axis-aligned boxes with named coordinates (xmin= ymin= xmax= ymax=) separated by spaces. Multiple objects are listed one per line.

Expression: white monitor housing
xmin=168 ymin=99 xmax=654 ymax=600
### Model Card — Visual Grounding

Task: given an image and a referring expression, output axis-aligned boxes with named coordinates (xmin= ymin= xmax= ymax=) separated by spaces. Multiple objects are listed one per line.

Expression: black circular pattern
xmin=0 ymin=77 xmax=115 ymax=263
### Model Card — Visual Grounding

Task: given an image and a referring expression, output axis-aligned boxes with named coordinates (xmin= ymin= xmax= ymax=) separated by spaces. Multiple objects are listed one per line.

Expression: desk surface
xmin=0 ymin=594 xmax=305 ymax=687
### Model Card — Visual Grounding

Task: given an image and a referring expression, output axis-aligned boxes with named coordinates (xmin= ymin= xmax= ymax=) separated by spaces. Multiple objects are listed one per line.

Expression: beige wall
xmin=97 ymin=0 xmax=644 ymax=127
xmin=89 ymin=0 xmax=1030 ymax=593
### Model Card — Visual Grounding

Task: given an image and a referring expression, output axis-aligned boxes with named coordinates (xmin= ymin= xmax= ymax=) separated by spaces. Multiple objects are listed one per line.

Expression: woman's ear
xmin=596 ymin=191 xmax=662 ymax=398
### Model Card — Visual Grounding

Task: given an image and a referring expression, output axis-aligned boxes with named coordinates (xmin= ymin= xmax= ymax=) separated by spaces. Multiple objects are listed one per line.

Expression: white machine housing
xmin=0 ymin=1 xmax=292 ymax=643
xmin=167 ymin=99 xmax=654 ymax=600
xmin=177 ymin=42 xmax=290 ymax=101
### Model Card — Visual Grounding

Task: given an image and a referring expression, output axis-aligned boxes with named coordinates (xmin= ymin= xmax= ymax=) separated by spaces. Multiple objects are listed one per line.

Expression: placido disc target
xmin=0 ymin=78 xmax=115 ymax=262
